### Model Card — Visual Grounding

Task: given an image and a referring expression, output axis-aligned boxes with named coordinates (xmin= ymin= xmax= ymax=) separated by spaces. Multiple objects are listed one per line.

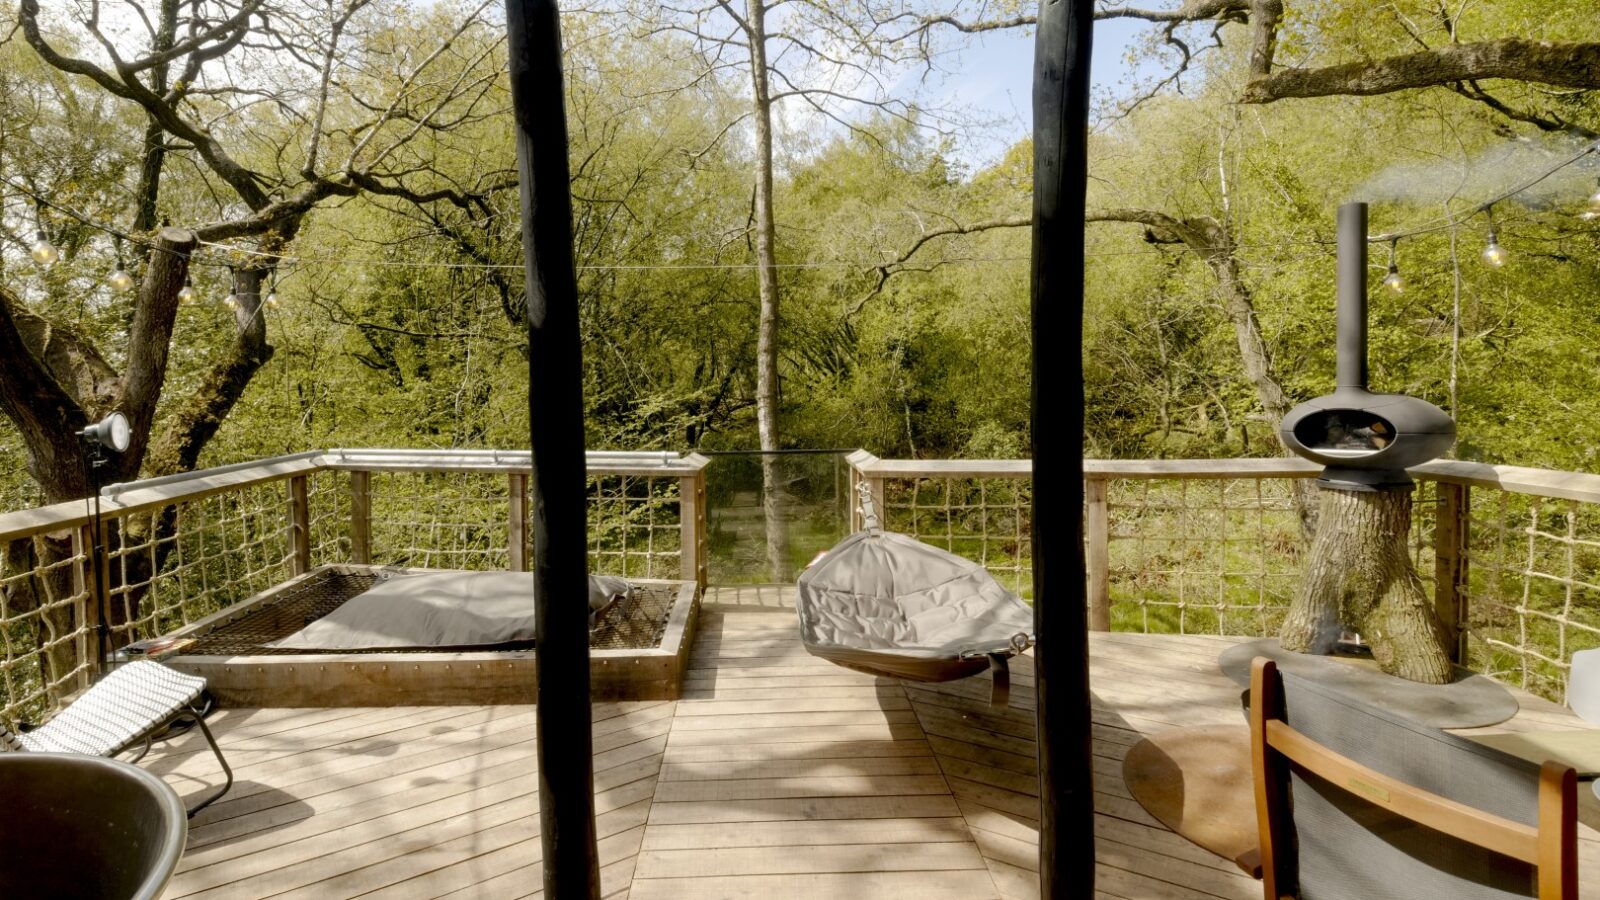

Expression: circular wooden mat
xmin=1218 ymin=638 xmax=1518 ymax=729
xmin=1123 ymin=724 xmax=1261 ymax=877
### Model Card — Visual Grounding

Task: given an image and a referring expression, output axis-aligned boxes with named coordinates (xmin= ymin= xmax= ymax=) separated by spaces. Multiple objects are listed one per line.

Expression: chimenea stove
xmin=1279 ymin=202 xmax=1456 ymax=489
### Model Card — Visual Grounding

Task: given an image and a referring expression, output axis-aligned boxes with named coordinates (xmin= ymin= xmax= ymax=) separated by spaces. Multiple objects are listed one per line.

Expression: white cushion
xmin=1570 ymin=649 xmax=1600 ymax=725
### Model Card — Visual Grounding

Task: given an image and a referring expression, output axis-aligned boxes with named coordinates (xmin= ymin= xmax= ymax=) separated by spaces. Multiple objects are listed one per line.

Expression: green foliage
xmin=1 ymin=2 xmax=1599 ymax=482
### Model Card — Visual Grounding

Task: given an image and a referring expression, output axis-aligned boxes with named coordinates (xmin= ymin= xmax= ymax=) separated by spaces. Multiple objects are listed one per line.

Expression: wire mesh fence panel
xmin=0 ymin=536 xmax=91 ymax=723
xmin=1462 ymin=490 xmax=1600 ymax=702
xmin=366 ymin=471 xmax=512 ymax=570
xmin=877 ymin=476 xmax=1033 ymax=598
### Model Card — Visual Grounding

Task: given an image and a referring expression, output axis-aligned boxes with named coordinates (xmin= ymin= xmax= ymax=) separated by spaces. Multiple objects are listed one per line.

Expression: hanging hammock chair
xmin=795 ymin=484 xmax=1034 ymax=705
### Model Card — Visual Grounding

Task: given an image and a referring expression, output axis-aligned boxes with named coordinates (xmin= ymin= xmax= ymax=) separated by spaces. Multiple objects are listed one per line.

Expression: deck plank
xmin=144 ymin=592 xmax=1597 ymax=899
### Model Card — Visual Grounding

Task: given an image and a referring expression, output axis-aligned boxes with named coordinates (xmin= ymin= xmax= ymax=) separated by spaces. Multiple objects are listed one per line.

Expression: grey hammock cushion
xmin=267 ymin=572 xmax=630 ymax=650
xmin=797 ymin=530 xmax=1033 ymax=664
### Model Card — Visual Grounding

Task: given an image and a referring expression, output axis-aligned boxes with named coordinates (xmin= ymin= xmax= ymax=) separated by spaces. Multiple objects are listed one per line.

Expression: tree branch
xmin=115 ymin=228 xmax=198 ymax=470
xmin=1242 ymin=39 xmax=1600 ymax=103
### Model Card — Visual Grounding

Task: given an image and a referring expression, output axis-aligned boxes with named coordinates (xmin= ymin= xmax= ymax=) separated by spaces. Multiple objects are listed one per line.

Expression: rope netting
xmin=878 ymin=476 xmax=1033 ymax=597
xmin=0 ymin=538 xmax=91 ymax=723
xmin=1107 ymin=477 xmax=1306 ymax=635
xmin=1464 ymin=491 xmax=1600 ymax=702
xmin=583 ymin=473 xmax=682 ymax=580
xmin=366 ymin=470 xmax=512 ymax=570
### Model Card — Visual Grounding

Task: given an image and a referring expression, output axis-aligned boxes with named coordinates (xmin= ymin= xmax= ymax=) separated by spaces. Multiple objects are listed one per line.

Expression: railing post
xmin=288 ymin=474 xmax=312 ymax=576
xmin=845 ymin=450 xmax=882 ymax=532
xmin=1086 ymin=476 xmax=1111 ymax=631
xmin=349 ymin=470 xmax=372 ymax=565
xmin=72 ymin=525 xmax=97 ymax=687
xmin=509 ymin=473 xmax=529 ymax=572
xmin=1433 ymin=481 xmax=1470 ymax=664
xmin=679 ymin=462 xmax=708 ymax=590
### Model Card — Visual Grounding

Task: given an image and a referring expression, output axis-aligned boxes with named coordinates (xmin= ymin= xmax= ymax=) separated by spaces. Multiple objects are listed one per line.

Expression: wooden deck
xmin=146 ymin=586 xmax=1600 ymax=899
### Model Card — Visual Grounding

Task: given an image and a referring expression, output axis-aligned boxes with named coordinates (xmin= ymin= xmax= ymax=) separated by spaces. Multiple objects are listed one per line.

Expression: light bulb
xmin=1482 ymin=234 xmax=1507 ymax=267
xmin=177 ymin=283 xmax=198 ymax=304
xmin=1382 ymin=265 xmax=1404 ymax=293
xmin=30 ymin=232 xmax=59 ymax=266
xmin=265 ymin=292 xmax=280 ymax=310
xmin=223 ymin=293 xmax=239 ymax=310
xmin=107 ymin=268 xmax=135 ymax=292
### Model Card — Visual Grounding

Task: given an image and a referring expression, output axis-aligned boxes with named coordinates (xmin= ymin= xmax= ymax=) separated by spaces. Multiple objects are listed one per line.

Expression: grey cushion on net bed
xmin=267 ymin=572 xmax=630 ymax=650
xmin=795 ymin=529 xmax=1033 ymax=682
xmin=1277 ymin=667 xmax=1543 ymax=899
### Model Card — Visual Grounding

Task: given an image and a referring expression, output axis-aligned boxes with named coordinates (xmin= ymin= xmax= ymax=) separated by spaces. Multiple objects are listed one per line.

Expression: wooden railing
xmin=849 ymin=451 xmax=1600 ymax=703
xmin=0 ymin=449 xmax=708 ymax=722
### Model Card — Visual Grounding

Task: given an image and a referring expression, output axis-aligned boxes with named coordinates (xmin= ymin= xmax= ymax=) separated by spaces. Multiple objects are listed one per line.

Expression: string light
xmin=1381 ymin=239 xmax=1403 ymax=293
xmin=223 ymin=292 xmax=239 ymax=310
xmin=177 ymin=275 xmax=199 ymax=305
xmin=1481 ymin=207 xmax=1508 ymax=267
xmin=265 ymin=271 xmax=280 ymax=309
xmin=107 ymin=237 xmax=135 ymax=292
xmin=30 ymin=201 xmax=59 ymax=266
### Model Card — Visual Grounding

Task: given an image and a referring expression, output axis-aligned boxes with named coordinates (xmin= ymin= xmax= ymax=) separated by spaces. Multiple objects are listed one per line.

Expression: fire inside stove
xmin=1293 ymin=410 xmax=1395 ymax=458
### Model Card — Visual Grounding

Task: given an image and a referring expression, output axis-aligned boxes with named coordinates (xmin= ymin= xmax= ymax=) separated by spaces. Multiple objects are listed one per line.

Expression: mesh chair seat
xmin=14 ymin=662 xmax=206 ymax=756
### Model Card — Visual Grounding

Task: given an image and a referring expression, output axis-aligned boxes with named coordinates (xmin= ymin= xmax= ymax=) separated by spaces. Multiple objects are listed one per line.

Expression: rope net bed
xmin=183 ymin=568 xmax=677 ymax=656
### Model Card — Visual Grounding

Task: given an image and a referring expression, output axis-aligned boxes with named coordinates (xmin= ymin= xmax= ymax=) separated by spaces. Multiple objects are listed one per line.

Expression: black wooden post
xmin=505 ymin=1 xmax=600 ymax=897
xmin=1032 ymin=0 xmax=1096 ymax=895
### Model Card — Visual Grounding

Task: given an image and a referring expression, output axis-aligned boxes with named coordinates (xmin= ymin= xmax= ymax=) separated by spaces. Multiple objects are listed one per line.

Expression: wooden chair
xmin=1250 ymin=657 xmax=1577 ymax=899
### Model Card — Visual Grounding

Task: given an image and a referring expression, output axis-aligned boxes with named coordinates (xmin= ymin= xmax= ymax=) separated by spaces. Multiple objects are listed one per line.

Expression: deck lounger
xmin=1250 ymin=657 xmax=1578 ymax=899
xmin=795 ymin=487 xmax=1033 ymax=704
xmin=1 ymin=660 xmax=231 ymax=818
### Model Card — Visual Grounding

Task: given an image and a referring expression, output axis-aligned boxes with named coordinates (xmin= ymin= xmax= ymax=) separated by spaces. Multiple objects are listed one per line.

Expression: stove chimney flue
xmin=1279 ymin=200 xmax=1455 ymax=491
xmin=1337 ymin=201 xmax=1368 ymax=393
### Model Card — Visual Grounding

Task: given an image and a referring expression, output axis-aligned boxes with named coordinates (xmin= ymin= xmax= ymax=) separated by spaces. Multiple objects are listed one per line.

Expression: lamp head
xmin=80 ymin=411 xmax=131 ymax=454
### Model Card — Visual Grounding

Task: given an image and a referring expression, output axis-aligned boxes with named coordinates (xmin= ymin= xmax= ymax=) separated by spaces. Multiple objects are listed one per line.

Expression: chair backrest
xmin=1251 ymin=657 xmax=1577 ymax=900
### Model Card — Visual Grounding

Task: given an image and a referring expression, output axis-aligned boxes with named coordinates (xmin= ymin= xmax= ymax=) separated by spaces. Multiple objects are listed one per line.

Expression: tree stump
xmin=1279 ymin=485 xmax=1453 ymax=684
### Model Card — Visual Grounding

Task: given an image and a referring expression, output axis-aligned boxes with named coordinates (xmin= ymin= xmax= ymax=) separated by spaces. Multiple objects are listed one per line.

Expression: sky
xmin=919 ymin=17 xmax=1164 ymax=169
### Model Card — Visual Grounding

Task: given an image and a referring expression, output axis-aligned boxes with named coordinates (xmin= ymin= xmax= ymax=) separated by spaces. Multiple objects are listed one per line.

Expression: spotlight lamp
xmin=80 ymin=411 xmax=131 ymax=454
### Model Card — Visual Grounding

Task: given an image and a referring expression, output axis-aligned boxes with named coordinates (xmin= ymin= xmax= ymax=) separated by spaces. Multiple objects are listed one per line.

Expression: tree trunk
xmin=745 ymin=0 xmax=788 ymax=579
xmin=1280 ymin=485 xmax=1452 ymax=684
